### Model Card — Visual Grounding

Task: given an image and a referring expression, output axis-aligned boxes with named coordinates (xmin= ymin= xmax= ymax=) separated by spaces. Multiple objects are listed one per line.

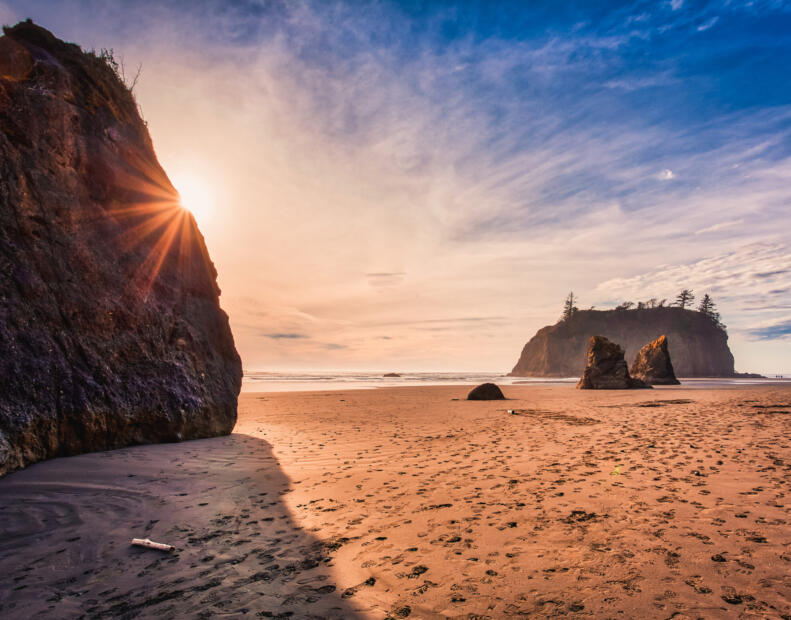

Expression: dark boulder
xmin=630 ymin=335 xmax=680 ymax=385
xmin=577 ymin=336 xmax=651 ymax=390
xmin=0 ymin=22 xmax=242 ymax=476
xmin=467 ymin=383 xmax=506 ymax=400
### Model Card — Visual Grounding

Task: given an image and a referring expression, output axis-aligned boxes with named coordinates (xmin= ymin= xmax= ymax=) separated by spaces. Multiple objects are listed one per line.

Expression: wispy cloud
xmin=695 ymin=219 xmax=743 ymax=235
xmin=746 ymin=318 xmax=791 ymax=341
xmin=15 ymin=0 xmax=791 ymax=372
xmin=263 ymin=333 xmax=308 ymax=340
xmin=594 ymin=242 xmax=791 ymax=331
xmin=366 ymin=272 xmax=406 ymax=288
xmin=697 ymin=16 xmax=719 ymax=32
xmin=370 ymin=316 xmax=508 ymax=327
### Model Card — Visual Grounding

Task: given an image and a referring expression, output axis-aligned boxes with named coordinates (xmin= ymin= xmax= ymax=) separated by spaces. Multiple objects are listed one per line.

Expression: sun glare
xmin=171 ymin=172 xmax=213 ymax=227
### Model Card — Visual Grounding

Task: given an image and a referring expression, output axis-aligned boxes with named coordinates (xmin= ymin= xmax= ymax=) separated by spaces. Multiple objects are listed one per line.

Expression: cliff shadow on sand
xmin=0 ymin=434 xmax=365 ymax=619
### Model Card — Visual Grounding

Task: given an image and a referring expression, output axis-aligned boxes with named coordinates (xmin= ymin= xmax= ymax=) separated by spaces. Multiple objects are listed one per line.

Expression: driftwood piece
xmin=131 ymin=538 xmax=175 ymax=552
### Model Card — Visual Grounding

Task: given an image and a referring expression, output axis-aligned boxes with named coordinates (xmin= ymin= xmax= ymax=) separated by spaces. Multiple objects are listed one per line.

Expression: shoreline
xmin=241 ymin=376 xmax=791 ymax=394
xmin=1 ymin=383 xmax=790 ymax=617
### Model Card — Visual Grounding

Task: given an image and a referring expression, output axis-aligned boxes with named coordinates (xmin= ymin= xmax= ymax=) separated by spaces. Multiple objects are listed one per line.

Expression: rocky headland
xmin=510 ymin=307 xmax=735 ymax=378
xmin=0 ymin=21 xmax=242 ymax=476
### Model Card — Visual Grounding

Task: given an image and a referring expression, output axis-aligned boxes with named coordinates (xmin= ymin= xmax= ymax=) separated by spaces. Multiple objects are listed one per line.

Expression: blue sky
xmin=4 ymin=0 xmax=791 ymax=373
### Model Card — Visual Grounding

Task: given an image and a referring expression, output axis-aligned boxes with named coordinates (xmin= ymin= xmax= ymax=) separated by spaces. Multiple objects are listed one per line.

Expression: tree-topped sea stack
xmin=630 ymin=335 xmax=680 ymax=385
xmin=577 ymin=336 xmax=651 ymax=389
xmin=510 ymin=305 xmax=735 ymax=378
xmin=0 ymin=21 xmax=242 ymax=476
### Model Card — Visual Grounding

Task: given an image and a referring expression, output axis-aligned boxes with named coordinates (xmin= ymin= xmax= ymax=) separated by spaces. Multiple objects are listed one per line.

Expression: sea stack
xmin=509 ymin=306 xmax=735 ymax=378
xmin=630 ymin=335 xmax=681 ymax=385
xmin=577 ymin=336 xmax=651 ymax=390
xmin=467 ymin=383 xmax=506 ymax=400
xmin=0 ymin=21 xmax=242 ymax=476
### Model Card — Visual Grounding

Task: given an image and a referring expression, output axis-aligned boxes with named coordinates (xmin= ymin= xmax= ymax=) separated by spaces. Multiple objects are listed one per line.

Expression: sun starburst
xmin=102 ymin=153 xmax=215 ymax=303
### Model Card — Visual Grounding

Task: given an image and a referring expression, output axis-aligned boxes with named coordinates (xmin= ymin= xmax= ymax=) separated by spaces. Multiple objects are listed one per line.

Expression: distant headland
xmin=509 ymin=292 xmax=742 ymax=378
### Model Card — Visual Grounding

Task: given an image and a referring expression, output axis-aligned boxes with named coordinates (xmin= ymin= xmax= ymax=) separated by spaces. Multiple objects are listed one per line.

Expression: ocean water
xmin=240 ymin=372 xmax=790 ymax=392
xmin=241 ymin=371 xmax=577 ymax=392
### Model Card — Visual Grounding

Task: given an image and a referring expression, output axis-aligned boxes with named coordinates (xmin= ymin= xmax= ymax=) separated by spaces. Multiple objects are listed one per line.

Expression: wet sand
xmin=1 ymin=384 xmax=790 ymax=618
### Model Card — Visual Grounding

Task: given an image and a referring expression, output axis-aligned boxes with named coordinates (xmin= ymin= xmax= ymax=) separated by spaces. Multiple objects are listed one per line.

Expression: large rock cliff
xmin=0 ymin=21 xmax=242 ymax=476
xmin=509 ymin=307 xmax=734 ymax=378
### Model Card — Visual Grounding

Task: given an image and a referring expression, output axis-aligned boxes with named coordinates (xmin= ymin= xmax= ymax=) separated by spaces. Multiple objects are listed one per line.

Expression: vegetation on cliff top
xmin=3 ymin=19 xmax=143 ymax=128
xmin=560 ymin=289 xmax=725 ymax=329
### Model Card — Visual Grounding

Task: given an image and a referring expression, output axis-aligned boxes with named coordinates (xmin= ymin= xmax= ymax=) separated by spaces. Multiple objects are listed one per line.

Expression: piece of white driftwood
xmin=131 ymin=538 xmax=175 ymax=552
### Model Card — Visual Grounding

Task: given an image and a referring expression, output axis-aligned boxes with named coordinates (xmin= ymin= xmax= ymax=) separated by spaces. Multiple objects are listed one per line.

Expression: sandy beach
xmin=3 ymin=8 xmax=791 ymax=620
xmin=1 ymin=383 xmax=790 ymax=618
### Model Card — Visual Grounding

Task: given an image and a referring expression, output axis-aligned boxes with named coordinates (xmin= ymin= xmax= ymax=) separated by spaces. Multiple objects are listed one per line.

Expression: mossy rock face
xmin=0 ymin=22 xmax=242 ymax=476
xmin=467 ymin=383 xmax=506 ymax=400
